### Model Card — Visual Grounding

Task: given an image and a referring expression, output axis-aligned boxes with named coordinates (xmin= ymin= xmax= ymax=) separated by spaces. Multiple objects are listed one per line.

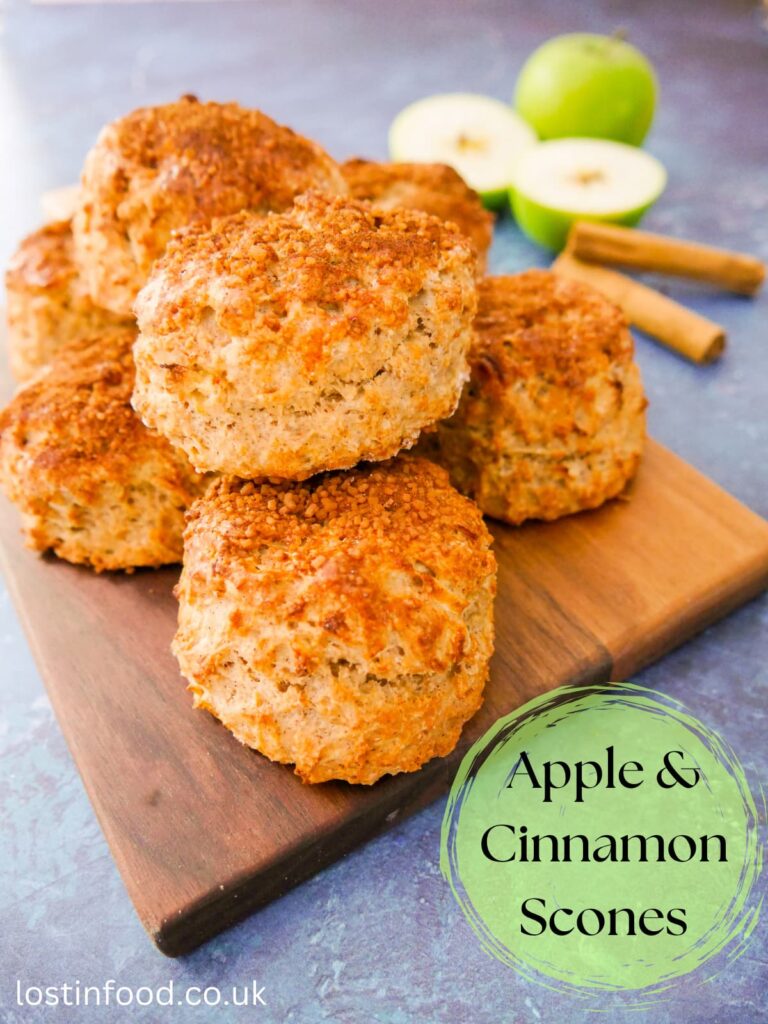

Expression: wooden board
xmin=2 ymin=440 xmax=768 ymax=956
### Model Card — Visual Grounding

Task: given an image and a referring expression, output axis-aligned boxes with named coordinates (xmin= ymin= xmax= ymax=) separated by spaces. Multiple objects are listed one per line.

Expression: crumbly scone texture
xmin=133 ymin=191 xmax=478 ymax=479
xmin=341 ymin=159 xmax=493 ymax=274
xmin=430 ymin=270 xmax=647 ymax=524
xmin=0 ymin=327 xmax=207 ymax=572
xmin=5 ymin=220 xmax=132 ymax=382
xmin=73 ymin=95 xmax=348 ymax=315
xmin=173 ymin=457 xmax=497 ymax=785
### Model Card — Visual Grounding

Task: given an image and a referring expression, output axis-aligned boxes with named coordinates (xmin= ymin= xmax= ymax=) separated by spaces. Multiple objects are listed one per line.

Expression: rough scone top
xmin=5 ymin=220 xmax=131 ymax=382
xmin=341 ymin=159 xmax=493 ymax=274
xmin=73 ymin=96 xmax=347 ymax=315
xmin=431 ymin=270 xmax=646 ymax=524
xmin=0 ymin=327 xmax=206 ymax=572
xmin=133 ymin=191 xmax=478 ymax=480
xmin=174 ymin=457 xmax=496 ymax=785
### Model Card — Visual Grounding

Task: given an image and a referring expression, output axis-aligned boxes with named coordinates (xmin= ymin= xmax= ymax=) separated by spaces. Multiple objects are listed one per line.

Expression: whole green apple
xmin=514 ymin=33 xmax=657 ymax=145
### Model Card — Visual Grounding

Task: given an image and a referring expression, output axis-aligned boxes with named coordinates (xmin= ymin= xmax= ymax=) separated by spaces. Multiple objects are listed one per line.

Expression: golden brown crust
xmin=473 ymin=270 xmax=634 ymax=383
xmin=430 ymin=270 xmax=647 ymax=523
xmin=341 ymin=159 xmax=493 ymax=273
xmin=6 ymin=220 xmax=77 ymax=293
xmin=5 ymin=220 xmax=131 ymax=381
xmin=133 ymin=191 xmax=478 ymax=479
xmin=174 ymin=456 xmax=497 ymax=784
xmin=73 ymin=96 xmax=348 ymax=314
xmin=0 ymin=327 xmax=207 ymax=571
xmin=139 ymin=190 xmax=470 ymax=339
xmin=3 ymin=330 xmax=148 ymax=471
xmin=184 ymin=458 xmax=493 ymax=602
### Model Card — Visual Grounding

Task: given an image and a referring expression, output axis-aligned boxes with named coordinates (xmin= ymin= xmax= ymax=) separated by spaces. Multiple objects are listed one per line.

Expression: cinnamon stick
xmin=567 ymin=221 xmax=765 ymax=296
xmin=552 ymin=252 xmax=726 ymax=364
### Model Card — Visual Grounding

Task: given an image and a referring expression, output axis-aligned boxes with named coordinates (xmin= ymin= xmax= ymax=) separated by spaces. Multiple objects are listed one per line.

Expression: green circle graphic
xmin=441 ymin=683 xmax=762 ymax=995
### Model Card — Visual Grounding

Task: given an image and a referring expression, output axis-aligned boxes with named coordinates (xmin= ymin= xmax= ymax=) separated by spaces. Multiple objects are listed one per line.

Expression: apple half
xmin=511 ymin=138 xmax=667 ymax=250
xmin=389 ymin=93 xmax=537 ymax=209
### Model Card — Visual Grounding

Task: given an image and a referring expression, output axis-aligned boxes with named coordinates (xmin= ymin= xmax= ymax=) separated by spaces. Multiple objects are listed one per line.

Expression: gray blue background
xmin=1 ymin=1 xmax=766 ymax=1020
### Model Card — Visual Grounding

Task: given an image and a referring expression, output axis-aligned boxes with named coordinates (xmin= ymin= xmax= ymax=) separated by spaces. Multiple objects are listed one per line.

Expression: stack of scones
xmin=1 ymin=96 xmax=645 ymax=784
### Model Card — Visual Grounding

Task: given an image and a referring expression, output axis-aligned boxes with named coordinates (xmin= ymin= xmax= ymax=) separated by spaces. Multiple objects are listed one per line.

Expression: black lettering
xmin=560 ymin=833 xmax=591 ymax=863
xmin=480 ymin=823 xmax=515 ymax=862
xmin=592 ymin=834 xmax=617 ymax=862
xmin=577 ymin=907 xmax=605 ymax=936
xmin=506 ymin=751 xmax=540 ymax=790
xmin=657 ymin=750 xmax=700 ymax=789
xmin=618 ymin=759 xmax=644 ymax=787
xmin=531 ymin=833 xmax=561 ymax=862
xmin=638 ymin=908 xmax=665 ymax=935
xmin=620 ymin=833 xmax=666 ymax=862
xmin=700 ymin=834 xmax=728 ymax=862
xmin=549 ymin=905 xmax=575 ymax=936
xmin=668 ymin=834 xmax=697 ymax=862
xmin=574 ymin=757 xmax=602 ymax=802
xmin=520 ymin=897 xmax=548 ymax=936
xmin=666 ymin=908 xmax=688 ymax=935
xmin=542 ymin=759 xmax=571 ymax=802
xmin=608 ymin=907 xmax=637 ymax=935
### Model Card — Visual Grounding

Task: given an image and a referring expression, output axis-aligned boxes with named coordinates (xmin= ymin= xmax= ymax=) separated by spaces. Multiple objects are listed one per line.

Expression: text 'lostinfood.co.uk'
xmin=15 ymin=979 xmax=267 ymax=1010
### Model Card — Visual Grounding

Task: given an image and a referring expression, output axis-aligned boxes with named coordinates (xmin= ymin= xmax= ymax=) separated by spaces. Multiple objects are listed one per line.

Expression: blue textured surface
xmin=1 ymin=1 xmax=766 ymax=1021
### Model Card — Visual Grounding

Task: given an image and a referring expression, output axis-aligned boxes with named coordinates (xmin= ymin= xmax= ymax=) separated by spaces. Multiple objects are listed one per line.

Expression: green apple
xmin=389 ymin=93 xmax=537 ymax=209
xmin=511 ymin=138 xmax=666 ymax=250
xmin=514 ymin=33 xmax=657 ymax=145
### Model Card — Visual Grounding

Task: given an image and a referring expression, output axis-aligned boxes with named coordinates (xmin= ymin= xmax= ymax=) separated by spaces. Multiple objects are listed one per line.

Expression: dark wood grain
xmin=1 ymin=440 xmax=767 ymax=956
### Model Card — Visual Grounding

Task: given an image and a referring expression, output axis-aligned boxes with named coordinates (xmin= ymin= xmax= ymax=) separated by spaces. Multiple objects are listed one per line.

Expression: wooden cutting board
xmin=2 ymin=440 xmax=768 ymax=956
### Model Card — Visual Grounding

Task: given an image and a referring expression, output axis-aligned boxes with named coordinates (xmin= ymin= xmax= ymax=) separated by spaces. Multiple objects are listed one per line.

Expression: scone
xmin=173 ymin=457 xmax=497 ymax=785
xmin=5 ymin=220 xmax=131 ymax=382
xmin=431 ymin=270 xmax=646 ymax=524
xmin=341 ymin=158 xmax=493 ymax=273
xmin=73 ymin=95 xmax=347 ymax=315
xmin=132 ymin=191 xmax=478 ymax=479
xmin=0 ymin=327 xmax=206 ymax=572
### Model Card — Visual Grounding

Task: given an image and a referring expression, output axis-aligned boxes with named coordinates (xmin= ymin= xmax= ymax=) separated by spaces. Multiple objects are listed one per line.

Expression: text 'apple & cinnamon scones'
xmin=0 ymin=328 xmax=207 ymax=572
xmin=341 ymin=158 xmax=493 ymax=273
xmin=73 ymin=95 xmax=347 ymax=315
xmin=5 ymin=220 xmax=132 ymax=382
xmin=430 ymin=270 xmax=646 ymax=524
xmin=132 ymin=191 xmax=478 ymax=479
xmin=173 ymin=456 xmax=496 ymax=784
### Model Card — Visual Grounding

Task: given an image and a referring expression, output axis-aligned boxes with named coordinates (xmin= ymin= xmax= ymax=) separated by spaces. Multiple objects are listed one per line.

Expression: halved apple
xmin=389 ymin=93 xmax=537 ymax=209
xmin=511 ymin=138 xmax=667 ymax=250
